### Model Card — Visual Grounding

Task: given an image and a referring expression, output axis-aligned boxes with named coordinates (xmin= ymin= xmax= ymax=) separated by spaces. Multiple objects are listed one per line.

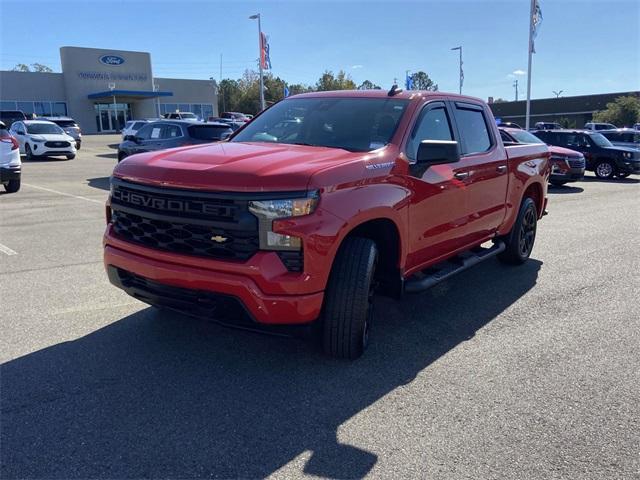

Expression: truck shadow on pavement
xmin=87 ymin=176 xmax=111 ymax=191
xmin=548 ymin=185 xmax=584 ymax=194
xmin=1 ymin=258 xmax=541 ymax=479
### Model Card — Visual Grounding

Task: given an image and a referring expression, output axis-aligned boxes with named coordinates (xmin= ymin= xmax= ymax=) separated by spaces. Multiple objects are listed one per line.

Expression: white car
xmin=9 ymin=120 xmax=77 ymax=160
xmin=122 ymin=120 xmax=150 ymax=140
xmin=0 ymin=121 xmax=21 ymax=193
xmin=584 ymin=122 xmax=617 ymax=131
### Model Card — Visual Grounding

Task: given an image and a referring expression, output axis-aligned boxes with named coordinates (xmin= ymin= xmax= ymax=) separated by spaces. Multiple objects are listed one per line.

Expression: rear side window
xmin=53 ymin=120 xmax=77 ymax=128
xmin=406 ymin=104 xmax=453 ymax=160
xmin=161 ymin=124 xmax=182 ymax=139
xmin=188 ymin=125 xmax=232 ymax=140
xmin=454 ymin=105 xmax=492 ymax=155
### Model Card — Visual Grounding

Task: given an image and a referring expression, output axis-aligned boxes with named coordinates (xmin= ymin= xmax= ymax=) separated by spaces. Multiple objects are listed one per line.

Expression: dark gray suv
xmin=117 ymin=120 xmax=233 ymax=162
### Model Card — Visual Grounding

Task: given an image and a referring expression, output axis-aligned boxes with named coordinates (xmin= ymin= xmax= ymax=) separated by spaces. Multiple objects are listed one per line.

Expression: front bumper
xmin=0 ymin=165 xmax=21 ymax=183
xmin=30 ymin=143 xmax=75 ymax=156
xmin=550 ymin=166 xmax=584 ymax=182
xmin=104 ymin=234 xmax=324 ymax=326
xmin=617 ymin=161 xmax=640 ymax=174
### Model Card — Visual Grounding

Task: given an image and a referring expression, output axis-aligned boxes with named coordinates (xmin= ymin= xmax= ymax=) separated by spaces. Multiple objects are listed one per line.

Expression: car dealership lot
xmin=1 ymin=136 xmax=639 ymax=479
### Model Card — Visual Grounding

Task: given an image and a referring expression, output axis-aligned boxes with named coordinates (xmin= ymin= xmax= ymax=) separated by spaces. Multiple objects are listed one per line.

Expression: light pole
xmin=451 ymin=46 xmax=462 ymax=94
xmin=552 ymin=90 xmax=563 ymax=98
xmin=108 ymin=82 xmax=117 ymax=131
xmin=153 ymin=81 xmax=161 ymax=117
xmin=513 ymin=79 xmax=519 ymax=101
xmin=249 ymin=13 xmax=265 ymax=111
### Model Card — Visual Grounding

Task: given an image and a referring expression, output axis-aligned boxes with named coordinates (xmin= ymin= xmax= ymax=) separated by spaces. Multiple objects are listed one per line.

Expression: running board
xmin=404 ymin=241 xmax=506 ymax=294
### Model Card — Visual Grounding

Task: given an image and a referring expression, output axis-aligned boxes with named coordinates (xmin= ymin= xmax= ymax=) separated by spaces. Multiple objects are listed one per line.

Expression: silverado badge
xmin=210 ymin=235 xmax=228 ymax=243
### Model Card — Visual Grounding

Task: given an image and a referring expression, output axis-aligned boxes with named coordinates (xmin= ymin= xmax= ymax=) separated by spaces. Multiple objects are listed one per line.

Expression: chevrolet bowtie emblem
xmin=210 ymin=235 xmax=228 ymax=243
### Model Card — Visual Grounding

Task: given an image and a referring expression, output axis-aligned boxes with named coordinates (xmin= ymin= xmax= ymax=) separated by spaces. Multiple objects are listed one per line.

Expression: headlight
xmin=249 ymin=192 xmax=319 ymax=250
xmin=30 ymin=135 xmax=46 ymax=142
xmin=623 ymin=152 xmax=632 ymax=159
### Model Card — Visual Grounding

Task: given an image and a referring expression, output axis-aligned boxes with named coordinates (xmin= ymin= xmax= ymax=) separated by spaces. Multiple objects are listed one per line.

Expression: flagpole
xmin=250 ymin=13 xmax=265 ymax=111
xmin=525 ymin=0 xmax=535 ymax=130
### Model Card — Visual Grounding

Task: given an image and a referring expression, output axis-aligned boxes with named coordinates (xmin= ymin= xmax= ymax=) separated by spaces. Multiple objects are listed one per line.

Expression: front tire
xmin=322 ymin=237 xmax=378 ymax=360
xmin=498 ymin=197 xmax=538 ymax=265
xmin=617 ymin=172 xmax=630 ymax=178
xmin=66 ymin=154 xmax=76 ymax=160
xmin=594 ymin=160 xmax=616 ymax=179
xmin=4 ymin=178 xmax=20 ymax=193
xmin=25 ymin=143 xmax=34 ymax=161
xmin=118 ymin=151 xmax=127 ymax=162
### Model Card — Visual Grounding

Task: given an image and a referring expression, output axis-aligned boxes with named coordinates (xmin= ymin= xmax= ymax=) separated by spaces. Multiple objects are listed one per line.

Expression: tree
xmin=557 ymin=117 xmax=576 ymax=129
xmin=410 ymin=71 xmax=438 ymax=91
xmin=218 ymin=79 xmax=241 ymax=113
xmin=492 ymin=98 xmax=507 ymax=103
xmin=315 ymin=70 xmax=356 ymax=91
xmin=288 ymin=83 xmax=313 ymax=95
xmin=592 ymin=96 xmax=640 ymax=127
xmin=11 ymin=63 xmax=53 ymax=72
xmin=358 ymin=80 xmax=381 ymax=90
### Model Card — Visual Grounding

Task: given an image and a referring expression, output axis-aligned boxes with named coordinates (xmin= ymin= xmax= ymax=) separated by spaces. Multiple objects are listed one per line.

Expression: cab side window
xmin=454 ymin=105 xmax=492 ymax=155
xmin=161 ymin=124 xmax=182 ymax=139
xmin=406 ymin=105 xmax=453 ymax=161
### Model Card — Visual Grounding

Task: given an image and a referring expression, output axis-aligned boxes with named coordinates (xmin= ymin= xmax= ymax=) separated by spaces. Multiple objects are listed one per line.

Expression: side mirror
xmin=16 ymin=130 xmax=25 ymax=135
xmin=416 ymin=140 xmax=460 ymax=165
xmin=124 ymin=135 xmax=139 ymax=143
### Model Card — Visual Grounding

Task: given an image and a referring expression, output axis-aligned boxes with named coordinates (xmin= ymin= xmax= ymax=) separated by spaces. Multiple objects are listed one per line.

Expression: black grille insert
xmin=45 ymin=141 xmax=70 ymax=148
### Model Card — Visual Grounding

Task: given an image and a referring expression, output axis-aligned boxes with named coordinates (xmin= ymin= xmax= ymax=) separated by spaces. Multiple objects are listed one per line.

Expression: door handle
xmin=454 ymin=171 xmax=470 ymax=180
xmin=496 ymin=165 xmax=507 ymax=173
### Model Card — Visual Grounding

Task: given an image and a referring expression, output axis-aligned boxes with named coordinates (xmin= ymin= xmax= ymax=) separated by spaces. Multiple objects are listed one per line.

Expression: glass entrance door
xmin=94 ymin=103 xmax=132 ymax=132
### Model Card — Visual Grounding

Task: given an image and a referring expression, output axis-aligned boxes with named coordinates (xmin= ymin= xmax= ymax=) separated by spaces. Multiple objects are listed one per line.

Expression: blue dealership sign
xmin=99 ymin=55 xmax=125 ymax=66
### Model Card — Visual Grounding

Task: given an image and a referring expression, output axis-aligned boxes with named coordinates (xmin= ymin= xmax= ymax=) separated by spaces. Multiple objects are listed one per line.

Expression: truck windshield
xmin=589 ymin=133 xmax=613 ymax=148
xmin=509 ymin=130 xmax=545 ymax=144
xmin=231 ymin=97 xmax=409 ymax=152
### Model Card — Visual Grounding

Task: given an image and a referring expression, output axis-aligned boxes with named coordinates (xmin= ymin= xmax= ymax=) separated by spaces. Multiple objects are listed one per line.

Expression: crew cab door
xmin=450 ymin=101 xmax=508 ymax=244
xmin=404 ymin=101 xmax=470 ymax=267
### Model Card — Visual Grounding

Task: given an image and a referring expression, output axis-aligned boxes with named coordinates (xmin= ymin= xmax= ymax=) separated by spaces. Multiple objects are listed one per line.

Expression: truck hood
xmin=113 ymin=141 xmax=365 ymax=192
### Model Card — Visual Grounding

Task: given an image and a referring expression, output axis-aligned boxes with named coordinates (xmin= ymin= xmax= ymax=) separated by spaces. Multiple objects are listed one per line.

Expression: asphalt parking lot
xmin=1 ymin=135 xmax=639 ymax=479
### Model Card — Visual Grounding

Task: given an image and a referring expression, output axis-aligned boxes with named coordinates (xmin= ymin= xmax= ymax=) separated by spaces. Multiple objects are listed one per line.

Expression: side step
xmin=404 ymin=241 xmax=505 ymax=294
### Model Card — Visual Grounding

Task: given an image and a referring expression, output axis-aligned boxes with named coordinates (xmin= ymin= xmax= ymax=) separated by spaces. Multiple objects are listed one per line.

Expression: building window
xmin=51 ymin=102 xmax=67 ymax=116
xmin=163 ymin=103 xmax=177 ymax=114
xmin=191 ymin=104 xmax=202 ymax=118
xmin=34 ymin=102 xmax=53 ymax=116
xmin=178 ymin=103 xmax=190 ymax=112
xmin=17 ymin=102 xmax=35 ymax=114
xmin=202 ymin=104 xmax=213 ymax=120
xmin=1 ymin=101 xmax=17 ymax=110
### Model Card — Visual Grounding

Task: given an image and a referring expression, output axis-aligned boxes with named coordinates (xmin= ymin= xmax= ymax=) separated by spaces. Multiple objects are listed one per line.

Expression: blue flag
xmin=405 ymin=72 xmax=413 ymax=90
xmin=284 ymin=86 xmax=290 ymax=98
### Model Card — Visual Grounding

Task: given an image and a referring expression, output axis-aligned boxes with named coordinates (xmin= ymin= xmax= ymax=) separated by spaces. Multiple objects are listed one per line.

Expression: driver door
xmin=404 ymin=101 xmax=470 ymax=268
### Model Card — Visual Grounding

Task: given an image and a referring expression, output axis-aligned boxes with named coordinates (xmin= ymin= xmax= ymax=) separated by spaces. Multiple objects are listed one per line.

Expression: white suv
xmin=0 ymin=121 xmax=21 ymax=193
xmin=9 ymin=120 xmax=77 ymax=160
xmin=584 ymin=122 xmax=617 ymax=131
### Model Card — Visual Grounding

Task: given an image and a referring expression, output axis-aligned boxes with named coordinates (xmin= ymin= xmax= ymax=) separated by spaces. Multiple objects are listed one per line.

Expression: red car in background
xmin=499 ymin=127 xmax=585 ymax=186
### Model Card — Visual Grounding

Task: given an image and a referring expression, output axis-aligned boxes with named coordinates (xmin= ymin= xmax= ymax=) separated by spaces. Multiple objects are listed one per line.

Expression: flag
xmin=531 ymin=0 xmax=543 ymax=54
xmin=260 ymin=32 xmax=272 ymax=70
xmin=460 ymin=62 xmax=464 ymax=88
xmin=405 ymin=72 xmax=413 ymax=90
xmin=284 ymin=86 xmax=290 ymax=98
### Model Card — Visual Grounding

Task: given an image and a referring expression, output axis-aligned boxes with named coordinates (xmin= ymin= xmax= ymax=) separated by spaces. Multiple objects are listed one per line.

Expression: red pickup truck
xmin=104 ymin=89 xmax=549 ymax=359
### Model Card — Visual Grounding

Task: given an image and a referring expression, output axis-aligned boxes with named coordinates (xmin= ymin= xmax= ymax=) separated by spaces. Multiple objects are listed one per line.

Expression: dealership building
xmin=0 ymin=46 xmax=219 ymax=134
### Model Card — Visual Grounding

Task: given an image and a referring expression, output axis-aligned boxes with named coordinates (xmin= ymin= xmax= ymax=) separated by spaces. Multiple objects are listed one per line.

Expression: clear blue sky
xmin=1 ymin=0 xmax=638 ymax=101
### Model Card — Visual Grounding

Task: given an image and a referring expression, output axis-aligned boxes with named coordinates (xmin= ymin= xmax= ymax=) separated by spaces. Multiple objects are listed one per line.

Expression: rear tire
xmin=498 ymin=197 xmax=538 ymax=265
xmin=322 ymin=237 xmax=378 ymax=360
xmin=4 ymin=178 xmax=20 ymax=193
xmin=594 ymin=160 xmax=616 ymax=179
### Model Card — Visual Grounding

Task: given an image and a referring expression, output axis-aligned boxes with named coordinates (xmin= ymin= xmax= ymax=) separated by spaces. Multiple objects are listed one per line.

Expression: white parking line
xmin=23 ymin=183 xmax=104 ymax=205
xmin=0 ymin=242 xmax=17 ymax=256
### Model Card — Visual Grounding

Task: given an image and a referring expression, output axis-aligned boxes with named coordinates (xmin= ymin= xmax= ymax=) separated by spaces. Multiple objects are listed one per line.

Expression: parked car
xmin=497 ymin=121 xmax=522 ymax=129
xmin=40 ymin=117 xmax=82 ymax=150
xmin=221 ymin=111 xmax=250 ymax=122
xmin=633 ymin=123 xmax=640 ymax=131
xmin=584 ymin=122 xmax=617 ymax=131
xmin=105 ymin=90 xmax=550 ymax=359
xmin=534 ymin=129 xmax=640 ymax=179
xmin=0 ymin=110 xmax=26 ymax=128
xmin=163 ymin=112 xmax=199 ymax=121
xmin=121 ymin=120 xmax=150 ymax=140
xmin=599 ymin=128 xmax=640 ymax=150
xmin=207 ymin=117 xmax=245 ymax=131
xmin=0 ymin=121 xmax=21 ymax=193
xmin=117 ymin=120 xmax=233 ymax=162
xmin=534 ymin=122 xmax=562 ymax=130
xmin=499 ymin=127 xmax=584 ymax=186
xmin=9 ymin=120 xmax=77 ymax=160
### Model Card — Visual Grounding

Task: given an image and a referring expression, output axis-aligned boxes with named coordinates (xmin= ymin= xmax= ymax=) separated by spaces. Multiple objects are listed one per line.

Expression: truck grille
xmin=568 ymin=157 xmax=585 ymax=169
xmin=110 ymin=178 xmax=260 ymax=261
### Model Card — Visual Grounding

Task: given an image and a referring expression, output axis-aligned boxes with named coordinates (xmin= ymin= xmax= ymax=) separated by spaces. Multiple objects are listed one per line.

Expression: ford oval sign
xmin=99 ymin=55 xmax=125 ymax=66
